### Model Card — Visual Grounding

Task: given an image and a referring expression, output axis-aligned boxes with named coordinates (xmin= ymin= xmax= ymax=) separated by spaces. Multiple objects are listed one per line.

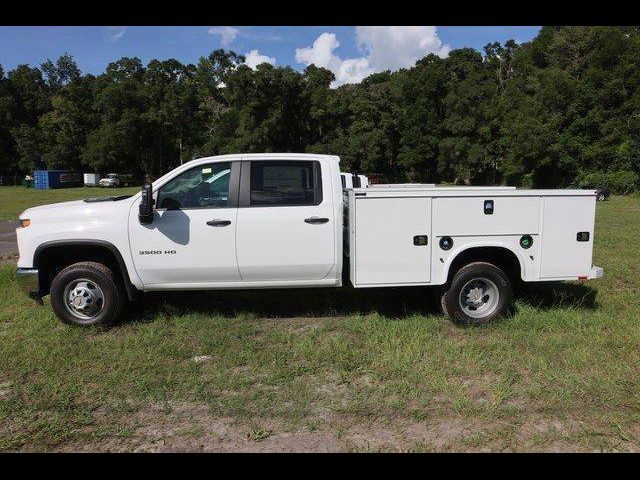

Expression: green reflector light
xmin=520 ymin=235 xmax=533 ymax=249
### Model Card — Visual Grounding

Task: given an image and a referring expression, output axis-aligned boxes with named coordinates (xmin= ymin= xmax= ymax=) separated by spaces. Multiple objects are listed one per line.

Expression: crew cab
xmin=15 ymin=154 xmax=603 ymax=327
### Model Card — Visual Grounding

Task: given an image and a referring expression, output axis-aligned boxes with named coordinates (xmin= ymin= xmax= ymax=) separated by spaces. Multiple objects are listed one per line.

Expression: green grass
xmin=0 ymin=190 xmax=639 ymax=451
xmin=0 ymin=185 xmax=139 ymax=221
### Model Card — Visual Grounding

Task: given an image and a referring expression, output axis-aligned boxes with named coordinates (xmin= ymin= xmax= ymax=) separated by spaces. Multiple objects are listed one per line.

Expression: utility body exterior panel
xmin=353 ymin=197 xmax=432 ymax=285
xmin=345 ymin=186 xmax=600 ymax=287
xmin=539 ymin=196 xmax=596 ymax=279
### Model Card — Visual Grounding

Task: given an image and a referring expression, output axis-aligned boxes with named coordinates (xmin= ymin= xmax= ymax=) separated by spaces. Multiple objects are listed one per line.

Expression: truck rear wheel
xmin=440 ymin=262 xmax=512 ymax=326
xmin=50 ymin=261 xmax=125 ymax=327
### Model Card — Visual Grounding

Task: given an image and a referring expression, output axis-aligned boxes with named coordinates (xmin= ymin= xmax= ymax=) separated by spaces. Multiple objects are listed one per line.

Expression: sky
xmin=0 ymin=26 xmax=541 ymax=86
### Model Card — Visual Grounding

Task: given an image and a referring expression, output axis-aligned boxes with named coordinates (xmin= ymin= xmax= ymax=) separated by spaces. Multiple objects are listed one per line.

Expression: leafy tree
xmin=82 ymin=58 xmax=150 ymax=175
xmin=0 ymin=27 xmax=639 ymax=194
xmin=0 ymin=65 xmax=17 ymax=174
xmin=396 ymin=54 xmax=447 ymax=182
xmin=438 ymin=48 xmax=501 ymax=184
xmin=39 ymin=56 xmax=94 ymax=170
xmin=41 ymin=53 xmax=81 ymax=92
xmin=8 ymin=64 xmax=50 ymax=171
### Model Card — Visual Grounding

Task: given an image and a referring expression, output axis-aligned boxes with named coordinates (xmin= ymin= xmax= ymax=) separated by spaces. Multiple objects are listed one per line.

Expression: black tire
xmin=50 ymin=261 xmax=125 ymax=327
xmin=440 ymin=262 xmax=512 ymax=326
xmin=597 ymin=193 xmax=606 ymax=202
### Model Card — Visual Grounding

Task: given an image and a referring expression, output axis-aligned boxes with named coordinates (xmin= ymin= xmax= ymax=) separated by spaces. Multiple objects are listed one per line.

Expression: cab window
xmin=249 ymin=161 xmax=322 ymax=206
xmin=157 ymin=163 xmax=231 ymax=209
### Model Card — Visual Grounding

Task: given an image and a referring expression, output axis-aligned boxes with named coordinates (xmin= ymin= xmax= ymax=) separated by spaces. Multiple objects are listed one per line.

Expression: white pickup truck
xmin=15 ymin=153 xmax=603 ymax=327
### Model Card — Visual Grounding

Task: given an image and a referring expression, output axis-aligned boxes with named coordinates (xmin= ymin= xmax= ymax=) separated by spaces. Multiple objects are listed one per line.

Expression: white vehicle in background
xmin=15 ymin=154 xmax=602 ymax=328
xmin=83 ymin=173 xmax=101 ymax=187
xmin=340 ymin=172 xmax=369 ymax=189
xmin=99 ymin=174 xmax=120 ymax=188
xmin=99 ymin=173 xmax=135 ymax=188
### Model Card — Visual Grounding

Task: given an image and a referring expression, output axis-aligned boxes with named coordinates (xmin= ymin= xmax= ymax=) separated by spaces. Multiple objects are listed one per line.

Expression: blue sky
xmin=0 ymin=26 xmax=541 ymax=84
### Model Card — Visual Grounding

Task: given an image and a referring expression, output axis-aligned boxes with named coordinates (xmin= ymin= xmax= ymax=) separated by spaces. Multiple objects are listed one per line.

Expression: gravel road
xmin=0 ymin=220 xmax=17 ymax=258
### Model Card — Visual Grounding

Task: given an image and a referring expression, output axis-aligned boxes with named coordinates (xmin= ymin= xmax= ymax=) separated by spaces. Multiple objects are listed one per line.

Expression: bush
xmin=576 ymin=170 xmax=639 ymax=195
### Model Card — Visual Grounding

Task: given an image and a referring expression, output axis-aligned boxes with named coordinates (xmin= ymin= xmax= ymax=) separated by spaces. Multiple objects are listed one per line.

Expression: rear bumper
xmin=15 ymin=268 xmax=41 ymax=301
xmin=589 ymin=265 xmax=604 ymax=279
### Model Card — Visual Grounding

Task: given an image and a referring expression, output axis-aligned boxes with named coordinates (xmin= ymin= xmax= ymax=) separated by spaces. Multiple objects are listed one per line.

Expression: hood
xmin=20 ymin=199 xmax=87 ymax=218
xmin=19 ymin=196 xmax=134 ymax=221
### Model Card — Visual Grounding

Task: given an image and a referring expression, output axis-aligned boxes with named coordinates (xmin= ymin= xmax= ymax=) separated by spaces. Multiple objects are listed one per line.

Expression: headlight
xmin=18 ymin=219 xmax=31 ymax=228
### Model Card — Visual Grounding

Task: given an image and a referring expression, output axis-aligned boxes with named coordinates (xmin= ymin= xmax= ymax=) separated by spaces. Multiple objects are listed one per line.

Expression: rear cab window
xmin=247 ymin=161 xmax=322 ymax=206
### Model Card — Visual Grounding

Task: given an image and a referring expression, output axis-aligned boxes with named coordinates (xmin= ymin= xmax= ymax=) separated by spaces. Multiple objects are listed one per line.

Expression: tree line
xmin=1 ymin=26 xmax=639 ymax=191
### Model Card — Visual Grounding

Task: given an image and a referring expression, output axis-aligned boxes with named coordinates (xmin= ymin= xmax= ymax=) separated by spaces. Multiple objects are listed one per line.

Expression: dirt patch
xmin=460 ymin=381 xmax=492 ymax=404
xmin=457 ymin=373 xmax=501 ymax=404
xmin=250 ymin=431 xmax=343 ymax=452
xmin=344 ymin=423 xmax=402 ymax=451
xmin=0 ymin=381 xmax=12 ymax=400
xmin=255 ymin=317 xmax=327 ymax=334
xmin=66 ymin=402 xmax=346 ymax=452
xmin=401 ymin=418 xmax=481 ymax=450
xmin=19 ymin=400 xmax=640 ymax=452
xmin=0 ymin=251 xmax=17 ymax=265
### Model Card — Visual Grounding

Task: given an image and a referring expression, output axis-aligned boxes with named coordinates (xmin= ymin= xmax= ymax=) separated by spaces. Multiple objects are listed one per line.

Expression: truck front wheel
xmin=50 ymin=262 xmax=125 ymax=327
xmin=440 ymin=262 xmax=512 ymax=326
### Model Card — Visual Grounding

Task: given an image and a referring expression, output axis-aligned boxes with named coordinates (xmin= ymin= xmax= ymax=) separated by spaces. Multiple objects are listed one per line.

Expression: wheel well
xmin=446 ymin=247 xmax=522 ymax=285
xmin=34 ymin=242 xmax=137 ymax=300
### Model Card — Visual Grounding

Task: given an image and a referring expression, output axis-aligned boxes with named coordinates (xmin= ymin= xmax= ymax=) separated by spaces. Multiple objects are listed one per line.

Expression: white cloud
xmin=106 ymin=26 xmax=127 ymax=43
xmin=208 ymin=26 xmax=240 ymax=48
xmin=244 ymin=50 xmax=276 ymax=69
xmin=356 ymin=26 xmax=450 ymax=71
xmin=295 ymin=33 xmax=373 ymax=86
xmin=295 ymin=26 xmax=450 ymax=86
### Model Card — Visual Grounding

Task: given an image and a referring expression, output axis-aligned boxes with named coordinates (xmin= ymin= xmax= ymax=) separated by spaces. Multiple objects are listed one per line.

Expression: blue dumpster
xmin=34 ymin=170 xmax=83 ymax=189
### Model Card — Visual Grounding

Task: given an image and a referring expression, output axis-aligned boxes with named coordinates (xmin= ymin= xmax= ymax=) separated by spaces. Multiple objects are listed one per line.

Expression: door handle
xmin=304 ymin=217 xmax=329 ymax=224
xmin=207 ymin=219 xmax=231 ymax=227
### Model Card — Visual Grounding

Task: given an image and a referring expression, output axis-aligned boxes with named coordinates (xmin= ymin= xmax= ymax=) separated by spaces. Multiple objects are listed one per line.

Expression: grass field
xmin=0 ymin=185 xmax=139 ymax=221
xmin=0 ymin=186 xmax=639 ymax=452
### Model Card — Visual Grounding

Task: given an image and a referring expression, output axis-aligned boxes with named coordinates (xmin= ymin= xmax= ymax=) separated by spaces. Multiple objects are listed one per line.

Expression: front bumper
xmin=15 ymin=268 xmax=41 ymax=301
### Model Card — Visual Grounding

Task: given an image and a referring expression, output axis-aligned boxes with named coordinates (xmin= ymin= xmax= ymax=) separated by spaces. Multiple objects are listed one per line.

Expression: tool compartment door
xmin=353 ymin=197 xmax=431 ymax=285
xmin=539 ymin=196 xmax=596 ymax=279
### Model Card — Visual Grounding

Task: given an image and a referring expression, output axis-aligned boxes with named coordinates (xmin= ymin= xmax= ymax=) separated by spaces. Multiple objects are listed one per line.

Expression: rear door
xmin=235 ymin=159 xmax=335 ymax=282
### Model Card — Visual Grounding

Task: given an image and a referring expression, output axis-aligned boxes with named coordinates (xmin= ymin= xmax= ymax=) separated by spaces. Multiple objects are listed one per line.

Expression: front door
xmin=235 ymin=160 xmax=335 ymax=282
xmin=129 ymin=161 xmax=241 ymax=287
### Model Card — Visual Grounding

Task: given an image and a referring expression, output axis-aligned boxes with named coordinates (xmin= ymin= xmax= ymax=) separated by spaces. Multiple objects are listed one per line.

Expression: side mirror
xmin=139 ymin=183 xmax=154 ymax=225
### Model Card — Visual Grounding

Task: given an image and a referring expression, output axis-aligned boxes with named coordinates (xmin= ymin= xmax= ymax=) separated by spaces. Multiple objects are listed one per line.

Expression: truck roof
xmin=182 ymin=153 xmax=340 ymax=168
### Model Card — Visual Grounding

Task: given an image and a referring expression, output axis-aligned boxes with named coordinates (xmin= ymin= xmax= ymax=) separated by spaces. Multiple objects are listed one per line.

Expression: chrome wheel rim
xmin=63 ymin=278 xmax=105 ymax=321
xmin=458 ymin=277 xmax=500 ymax=319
